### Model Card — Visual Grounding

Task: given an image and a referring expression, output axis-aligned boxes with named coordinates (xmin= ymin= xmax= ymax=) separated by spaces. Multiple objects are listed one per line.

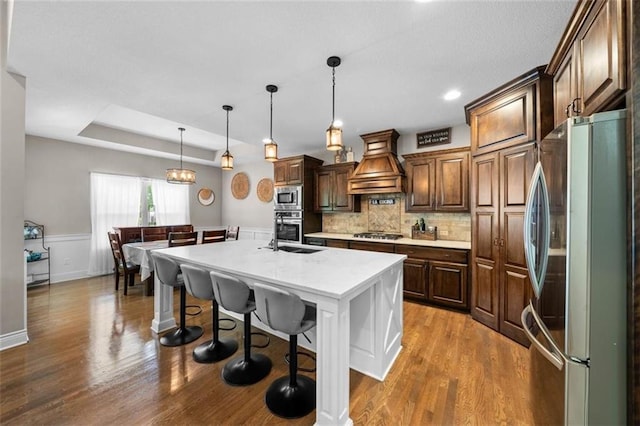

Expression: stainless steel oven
xmin=274 ymin=185 xmax=302 ymax=210
xmin=274 ymin=210 xmax=302 ymax=243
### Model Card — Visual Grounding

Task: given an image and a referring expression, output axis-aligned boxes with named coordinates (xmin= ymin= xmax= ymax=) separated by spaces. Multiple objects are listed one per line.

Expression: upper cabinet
xmin=403 ymin=147 xmax=470 ymax=212
xmin=314 ymin=162 xmax=361 ymax=213
xmin=546 ymin=0 xmax=627 ymax=127
xmin=274 ymin=157 xmax=304 ymax=186
xmin=464 ymin=66 xmax=554 ymax=157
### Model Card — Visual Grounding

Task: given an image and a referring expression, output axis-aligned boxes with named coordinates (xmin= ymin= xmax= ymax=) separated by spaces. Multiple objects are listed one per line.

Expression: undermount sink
xmin=275 ymin=245 xmax=322 ymax=254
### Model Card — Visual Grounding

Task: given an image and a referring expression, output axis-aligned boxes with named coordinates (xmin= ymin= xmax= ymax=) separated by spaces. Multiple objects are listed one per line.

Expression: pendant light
xmin=326 ymin=55 xmax=343 ymax=151
xmin=166 ymin=127 xmax=196 ymax=184
xmin=264 ymin=84 xmax=279 ymax=162
xmin=221 ymin=105 xmax=234 ymax=170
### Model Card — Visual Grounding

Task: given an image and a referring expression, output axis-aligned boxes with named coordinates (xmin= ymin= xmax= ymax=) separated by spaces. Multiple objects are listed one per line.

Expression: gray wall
xmin=1 ymin=67 xmax=27 ymax=346
xmin=25 ymin=136 xmax=223 ymax=234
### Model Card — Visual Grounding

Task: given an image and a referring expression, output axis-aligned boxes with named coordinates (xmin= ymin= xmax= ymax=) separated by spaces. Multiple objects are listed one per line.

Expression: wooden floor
xmin=1 ymin=275 xmax=554 ymax=425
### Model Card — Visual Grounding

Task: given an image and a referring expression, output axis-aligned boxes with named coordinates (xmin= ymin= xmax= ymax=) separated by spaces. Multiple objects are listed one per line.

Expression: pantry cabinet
xmin=403 ymin=147 xmax=469 ymax=212
xmin=547 ymin=0 xmax=627 ymax=127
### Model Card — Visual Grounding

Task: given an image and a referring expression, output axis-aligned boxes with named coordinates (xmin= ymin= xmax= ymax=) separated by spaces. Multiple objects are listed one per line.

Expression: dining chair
xmin=141 ymin=227 xmax=167 ymax=242
xmin=170 ymin=224 xmax=194 ymax=233
xmin=168 ymin=231 xmax=198 ymax=247
xmin=202 ymin=229 xmax=227 ymax=244
xmin=226 ymin=226 xmax=240 ymax=240
xmin=107 ymin=231 xmax=140 ymax=295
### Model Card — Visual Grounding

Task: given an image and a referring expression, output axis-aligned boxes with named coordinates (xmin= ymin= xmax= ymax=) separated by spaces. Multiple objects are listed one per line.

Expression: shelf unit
xmin=24 ymin=220 xmax=50 ymax=287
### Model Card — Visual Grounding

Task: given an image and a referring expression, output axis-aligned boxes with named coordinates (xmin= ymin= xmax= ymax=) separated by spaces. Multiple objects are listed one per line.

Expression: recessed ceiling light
xmin=444 ymin=90 xmax=461 ymax=101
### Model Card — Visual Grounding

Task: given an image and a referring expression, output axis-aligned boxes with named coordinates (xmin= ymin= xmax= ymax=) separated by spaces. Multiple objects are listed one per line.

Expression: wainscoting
xmin=39 ymin=227 xmax=272 ymax=284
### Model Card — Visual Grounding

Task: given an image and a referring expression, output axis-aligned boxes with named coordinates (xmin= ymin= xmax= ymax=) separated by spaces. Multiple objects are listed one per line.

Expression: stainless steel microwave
xmin=274 ymin=185 xmax=302 ymax=210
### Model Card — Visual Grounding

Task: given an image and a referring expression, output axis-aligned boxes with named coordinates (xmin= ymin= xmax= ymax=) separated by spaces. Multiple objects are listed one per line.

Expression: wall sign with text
xmin=416 ymin=127 xmax=451 ymax=148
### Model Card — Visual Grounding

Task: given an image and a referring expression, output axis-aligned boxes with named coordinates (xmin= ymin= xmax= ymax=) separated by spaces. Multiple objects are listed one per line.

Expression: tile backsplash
xmin=321 ymin=194 xmax=470 ymax=242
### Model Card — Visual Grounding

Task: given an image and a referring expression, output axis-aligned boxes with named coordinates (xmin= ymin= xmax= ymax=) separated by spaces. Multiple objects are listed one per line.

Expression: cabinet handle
xmin=493 ymin=238 xmax=499 ymax=246
xmin=499 ymin=239 xmax=505 ymax=247
xmin=571 ymin=98 xmax=582 ymax=115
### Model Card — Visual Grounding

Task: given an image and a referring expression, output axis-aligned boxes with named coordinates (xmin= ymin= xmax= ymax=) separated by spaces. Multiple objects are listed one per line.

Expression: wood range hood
xmin=347 ymin=129 xmax=406 ymax=195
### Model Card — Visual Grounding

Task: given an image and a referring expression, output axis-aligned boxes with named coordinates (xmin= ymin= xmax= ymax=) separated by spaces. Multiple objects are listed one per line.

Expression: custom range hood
xmin=347 ymin=129 xmax=406 ymax=195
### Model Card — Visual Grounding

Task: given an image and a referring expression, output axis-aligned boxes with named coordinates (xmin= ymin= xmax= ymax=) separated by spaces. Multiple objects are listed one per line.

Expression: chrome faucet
xmin=272 ymin=212 xmax=285 ymax=252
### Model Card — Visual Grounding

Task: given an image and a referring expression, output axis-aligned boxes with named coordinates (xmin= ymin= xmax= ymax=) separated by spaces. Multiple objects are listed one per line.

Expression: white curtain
xmin=88 ymin=173 xmax=142 ymax=276
xmin=152 ymin=179 xmax=190 ymax=226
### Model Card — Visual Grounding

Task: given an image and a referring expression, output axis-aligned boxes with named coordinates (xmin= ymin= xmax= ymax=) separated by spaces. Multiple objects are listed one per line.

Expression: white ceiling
xmin=7 ymin=0 xmax=576 ymax=167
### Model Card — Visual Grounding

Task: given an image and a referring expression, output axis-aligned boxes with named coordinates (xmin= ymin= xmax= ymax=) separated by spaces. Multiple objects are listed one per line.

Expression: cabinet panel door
xmin=436 ymin=153 xmax=469 ymax=211
xmin=403 ymin=258 xmax=427 ymax=300
xmin=332 ymin=168 xmax=353 ymax=211
xmin=428 ymin=261 xmax=468 ymax=309
xmin=287 ymin=159 xmax=304 ymax=185
xmin=406 ymin=159 xmax=435 ymax=211
xmin=553 ymin=50 xmax=576 ymax=128
xmin=471 ymin=152 xmax=500 ymax=329
xmin=314 ymin=170 xmax=332 ymax=212
xmin=500 ymin=266 xmax=531 ymax=347
xmin=578 ymin=0 xmax=626 ymax=116
xmin=273 ymin=162 xmax=288 ymax=186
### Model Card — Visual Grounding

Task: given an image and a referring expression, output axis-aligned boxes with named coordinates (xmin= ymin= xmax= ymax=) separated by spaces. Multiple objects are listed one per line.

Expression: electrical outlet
xmin=439 ymin=230 xmax=449 ymax=236
xmin=64 ymin=258 xmax=71 ymax=265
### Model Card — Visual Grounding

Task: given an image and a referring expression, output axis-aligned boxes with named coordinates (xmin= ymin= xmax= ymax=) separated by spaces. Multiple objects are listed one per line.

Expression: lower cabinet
xmin=402 ymin=258 xmax=428 ymax=299
xmin=428 ymin=261 xmax=468 ymax=310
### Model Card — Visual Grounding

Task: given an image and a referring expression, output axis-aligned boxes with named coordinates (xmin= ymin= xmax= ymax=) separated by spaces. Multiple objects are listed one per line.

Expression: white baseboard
xmin=0 ymin=329 xmax=29 ymax=351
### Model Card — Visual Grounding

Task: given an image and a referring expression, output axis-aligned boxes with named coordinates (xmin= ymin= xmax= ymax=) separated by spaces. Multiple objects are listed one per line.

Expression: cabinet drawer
xmin=394 ymin=245 xmax=467 ymax=263
xmin=350 ymin=241 xmax=395 ymax=253
xmin=327 ymin=239 xmax=349 ymax=249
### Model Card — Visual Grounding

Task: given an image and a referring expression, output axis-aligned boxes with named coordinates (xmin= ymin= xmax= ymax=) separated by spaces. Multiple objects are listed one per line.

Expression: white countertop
xmin=305 ymin=232 xmax=471 ymax=250
xmin=154 ymin=240 xmax=406 ymax=300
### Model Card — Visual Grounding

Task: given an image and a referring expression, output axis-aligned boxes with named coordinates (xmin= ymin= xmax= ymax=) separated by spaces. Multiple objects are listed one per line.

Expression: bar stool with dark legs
xmin=253 ymin=283 xmax=317 ymax=418
xmin=180 ymin=264 xmax=238 ymax=363
xmin=210 ymin=271 xmax=272 ymax=386
xmin=151 ymin=253 xmax=203 ymax=346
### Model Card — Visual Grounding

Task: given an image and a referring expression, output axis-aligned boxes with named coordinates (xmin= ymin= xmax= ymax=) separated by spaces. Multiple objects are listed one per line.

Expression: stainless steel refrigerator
xmin=521 ymin=110 xmax=627 ymax=425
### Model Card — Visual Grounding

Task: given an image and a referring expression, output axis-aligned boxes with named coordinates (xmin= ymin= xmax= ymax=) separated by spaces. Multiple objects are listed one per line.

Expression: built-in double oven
xmin=274 ymin=210 xmax=302 ymax=243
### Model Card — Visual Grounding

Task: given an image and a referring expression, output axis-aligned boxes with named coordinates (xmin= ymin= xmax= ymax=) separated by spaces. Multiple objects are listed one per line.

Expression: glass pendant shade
xmin=326 ymin=123 xmax=343 ymax=151
xmin=221 ymin=105 xmax=234 ymax=170
xmin=166 ymin=127 xmax=196 ymax=184
xmin=221 ymin=151 xmax=233 ymax=170
xmin=264 ymin=140 xmax=278 ymax=162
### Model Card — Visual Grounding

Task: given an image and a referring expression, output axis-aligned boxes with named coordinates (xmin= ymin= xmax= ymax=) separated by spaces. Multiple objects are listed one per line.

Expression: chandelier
xmin=326 ymin=56 xmax=343 ymax=151
xmin=166 ymin=127 xmax=196 ymax=184
xmin=264 ymin=84 xmax=279 ymax=162
xmin=221 ymin=105 xmax=234 ymax=170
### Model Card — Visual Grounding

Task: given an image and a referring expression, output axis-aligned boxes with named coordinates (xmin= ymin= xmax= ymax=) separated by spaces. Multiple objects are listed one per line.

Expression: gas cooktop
xmin=353 ymin=232 xmax=403 ymax=240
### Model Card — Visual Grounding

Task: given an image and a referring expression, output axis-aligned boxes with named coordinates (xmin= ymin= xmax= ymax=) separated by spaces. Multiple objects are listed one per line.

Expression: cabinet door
xmin=402 ymin=258 xmax=428 ymax=300
xmin=314 ymin=169 xmax=333 ymax=212
xmin=406 ymin=159 xmax=435 ymax=212
xmin=332 ymin=168 xmax=353 ymax=211
xmin=436 ymin=152 xmax=469 ymax=211
xmin=553 ymin=47 xmax=577 ymax=128
xmin=498 ymin=143 xmax=535 ymax=347
xmin=287 ymin=159 xmax=304 ymax=185
xmin=577 ymin=0 xmax=626 ymax=116
xmin=428 ymin=261 xmax=468 ymax=309
xmin=326 ymin=239 xmax=349 ymax=249
xmin=273 ymin=162 xmax=288 ymax=186
xmin=470 ymin=151 xmax=500 ymax=330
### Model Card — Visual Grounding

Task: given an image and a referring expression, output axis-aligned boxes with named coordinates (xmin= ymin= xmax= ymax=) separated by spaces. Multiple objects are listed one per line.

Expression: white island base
xmin=152 ymin=241 xmax=405 ymax=425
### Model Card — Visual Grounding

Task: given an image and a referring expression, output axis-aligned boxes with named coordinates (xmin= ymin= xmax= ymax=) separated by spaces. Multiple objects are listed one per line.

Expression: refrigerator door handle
xmin=523 ymin=162 xmax=551 ymax=298
xmin=521 ymin=303 xmax=565 ymax=370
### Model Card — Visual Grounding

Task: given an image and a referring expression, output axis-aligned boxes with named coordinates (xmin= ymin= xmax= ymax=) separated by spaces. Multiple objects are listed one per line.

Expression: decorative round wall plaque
xmin=197 ymin=187 xmax=215 ymax=206
xmin=257 ymin=178 xmax=274 ymax=203
xmin=231 ymin=172 xmax=250 ymax=200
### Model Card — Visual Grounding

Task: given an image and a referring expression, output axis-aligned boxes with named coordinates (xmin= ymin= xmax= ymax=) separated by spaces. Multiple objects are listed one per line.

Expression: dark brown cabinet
xmin=395 ymin=244 xmax=469 ymax=310
xmin=465 ymin=67 xmax=553 ymax=157
xmin=470 ymin=143 xmax=536 ymax=346
xmin=314 ymin=162 xmax=361 ymax=213
xmin=547 ymin=0 xmax=627 ymax=126
xmin=403 ymin=148 xmax=470 ymax=212
xmin=274 ymin=157 xmax=304 ymax=186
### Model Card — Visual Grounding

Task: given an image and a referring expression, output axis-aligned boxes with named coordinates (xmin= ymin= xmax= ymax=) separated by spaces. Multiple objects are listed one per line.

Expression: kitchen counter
xmin=305 ymin=232 xmax=471 ymax=250
xmin=152 ymin=240 xmax=406 ymax=425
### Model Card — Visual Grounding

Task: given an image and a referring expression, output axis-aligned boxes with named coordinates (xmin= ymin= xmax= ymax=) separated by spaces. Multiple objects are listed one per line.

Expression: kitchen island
xmin=152 ymin=240 xmax=406 ymax=425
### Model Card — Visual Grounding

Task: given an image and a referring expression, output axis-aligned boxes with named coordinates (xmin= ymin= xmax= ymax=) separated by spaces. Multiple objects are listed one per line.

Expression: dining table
xmin=122 ymin=240 xmax=168 ymax=282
